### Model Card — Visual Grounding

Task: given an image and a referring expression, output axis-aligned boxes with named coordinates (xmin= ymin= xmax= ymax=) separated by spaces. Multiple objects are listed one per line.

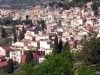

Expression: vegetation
xmin=82 ymin=37 xmax=100 ymax=65
xmin=18 ymin=41 xmax=73 ymax=75
xmin=5 ymin=59 xmax=14 ymax=74
xmin=25 ymin=50 xmax=33 ymax=63
xmin=37 ymin=19 xmax=47 ymax=31
xmin=19 ymin=63 xmax=34 ymax=75
xmin=22 ymin=26 xmax=26 ymax=35
xmin=78 ymin=65 xmax=96 ymax=75
xmin=12 ymin=25 xmax=17 ymax=43
xmin=17 ymin=37 xmax=98 ymax=75
xmin=53 ymin=35 xmax=58 ymax=53
xmin=72 ymin=51 xmax=83 ymax=62
xmin=58 ymin=39 xmax=63 ymax=53
xmin=63 ymin=41 xmax=70 ymax=52
xmin=22 ymin=19 xmax=33 ymax=26
xmin=1 ymin=26 xmax=7 ymax=38
xmin=19 ymin=31 xmax=24 ymax=41
xmin=33 ymin=52 xmax=73 ymax=75
xmin=0 ymin=38 xmax=12 ymax=46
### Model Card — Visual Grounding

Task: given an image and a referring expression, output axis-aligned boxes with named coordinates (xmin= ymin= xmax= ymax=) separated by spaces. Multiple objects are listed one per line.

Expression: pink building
xmin=21 ymin=50 xmax=45 ymax=64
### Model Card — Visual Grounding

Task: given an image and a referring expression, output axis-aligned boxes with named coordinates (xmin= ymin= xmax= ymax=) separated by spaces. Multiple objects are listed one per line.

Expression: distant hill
xmin=0 ymin=0 xmax=61 ymax=9
xmin=0 ymin=0 xmax=40 ymax=9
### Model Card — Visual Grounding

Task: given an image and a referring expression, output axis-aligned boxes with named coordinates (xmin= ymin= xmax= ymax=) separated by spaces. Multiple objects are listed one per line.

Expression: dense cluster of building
xmin=0 ymin=1 xmax=99 ymax=67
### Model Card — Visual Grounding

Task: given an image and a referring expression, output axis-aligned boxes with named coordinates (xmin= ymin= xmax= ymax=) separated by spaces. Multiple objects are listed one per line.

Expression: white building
xmin=10 ymin=50 xmax=22 ymax=63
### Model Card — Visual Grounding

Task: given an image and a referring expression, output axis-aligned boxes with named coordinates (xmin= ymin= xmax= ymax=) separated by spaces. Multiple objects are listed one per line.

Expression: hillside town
xmin=0 ymin=0 xmax=99 ymax=75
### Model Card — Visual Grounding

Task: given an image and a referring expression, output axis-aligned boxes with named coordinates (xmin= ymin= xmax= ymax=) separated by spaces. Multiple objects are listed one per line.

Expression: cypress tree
xmin=41 ymin=20 xmax=46 ymax=31
xmin=53 ymin=35 xmax=58 ymax=53
xmin=58 ymin=39 xmax=63 ymax=53
xmin=26 ymin=15 xmax=29 ymax=20
xmin=18 ymin=31 xmax=23 ymax=41
xmin=25 ymin=50 xmax=33 ymax=63
xmin=21 ymin=26 xmax=26 ymax=40
xmin=22 ymin=26 xmax=26 ymax=34
xmin=13 ymin=26 xmax=17 ymax=43
xmin=13 ymin=32 xmax=17 ymax=43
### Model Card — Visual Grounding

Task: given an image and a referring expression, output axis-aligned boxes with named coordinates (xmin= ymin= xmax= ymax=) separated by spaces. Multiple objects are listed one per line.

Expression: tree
xmin=33 ymin=52 xmax=73 ymax=75
xmin=78 ymin=65 xmax=96 ymax=75
xmin=13 ymin=26 xmax=17 ymax=43
xmin=18 ymin=31 xmax=24 ymax=41
xmin=19 ymin=43 xmax=74 ymax=75
xmin=22 ymin=19 xmax=33 ymax=26
xmin=26 ymin=15 xmax=29 ymax=20
xmin=41 ymin=20 xmax=46 ymax=31
xmin=19 ymin=63 xmax=33 ymax=75
xmin=0 ymin=38 xmax=12 ymax=46
xmin=40 ymin=20 xmax=44 ymax=31
xmin=37 ymin=19 xmax=46 ymax=31
xmin=82 ymin=37 xmax=100 ymax=65
xmin=21 ymin=26 xmax=26 ymax=40
xmin=53 ymin=35 xmax=58 ymax=53
xmin=62 ymin=41 xmax=74 ymax=64
xmin=92 ymin=2 xmax=98 ymax=16
xmin=13 ymin=32 xmax=17 ymax=43
xmin=22 ymin=26 xmax=26 ymax=35
xmin=25 ymin=50 xmax=33 ymax=63
xmin=1 ymin=26 xmax=7 ymax=38
xmin=63 ymin=41 xmax=70 ymax=52
xmin=58 ymin=20 xmax=62 ymax=27
xmin=5 ymin=59 xmax=14 ymax=74
xmin=58 ymin=39 xmax=63 ymax=53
